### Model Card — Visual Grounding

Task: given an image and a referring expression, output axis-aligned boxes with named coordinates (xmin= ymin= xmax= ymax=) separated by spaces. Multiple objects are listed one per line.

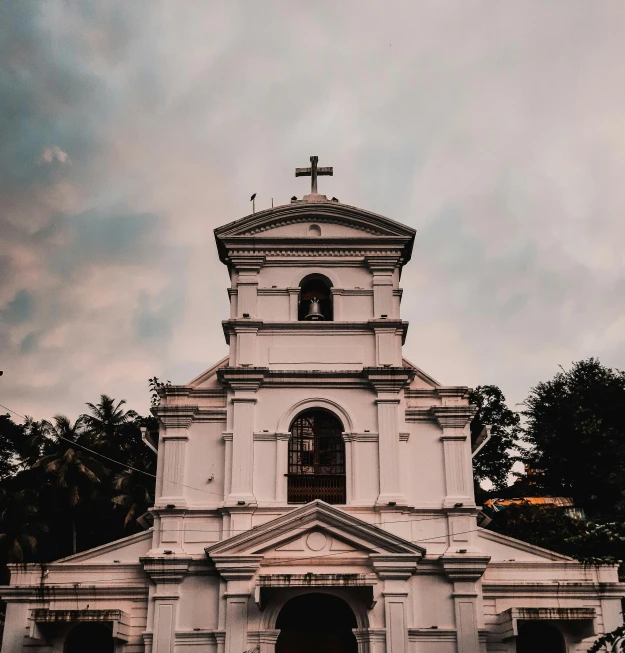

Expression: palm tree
xmin=0 ymin=489 xmax=49 ymax=569
xmin=82 ymin=395 xmax=140 ymax=461
xmin=34 ymin=416 xmax=104 ymax=554
xmin=111 ymin=464 xmax=155 ymax=531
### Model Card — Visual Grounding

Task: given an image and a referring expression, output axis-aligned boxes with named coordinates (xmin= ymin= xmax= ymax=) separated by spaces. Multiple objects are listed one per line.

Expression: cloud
xmin=38 ymin=146 xmax=70 ymax=165
xmin=1 ymin=1 xmax=625 ymax=421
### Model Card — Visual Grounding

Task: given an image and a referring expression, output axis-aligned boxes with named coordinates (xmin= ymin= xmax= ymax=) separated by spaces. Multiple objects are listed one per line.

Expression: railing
xmin=287 ymin=474 xmax=346 ymax=504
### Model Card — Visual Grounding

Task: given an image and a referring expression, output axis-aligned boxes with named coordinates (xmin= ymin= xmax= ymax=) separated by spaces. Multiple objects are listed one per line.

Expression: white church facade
xmin=2 ymin=158 xmax=623 ymax=653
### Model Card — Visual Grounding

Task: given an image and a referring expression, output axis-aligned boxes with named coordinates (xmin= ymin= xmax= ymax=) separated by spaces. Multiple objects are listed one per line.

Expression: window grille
xmin=288 ymin=411 xmax=346 ymax=504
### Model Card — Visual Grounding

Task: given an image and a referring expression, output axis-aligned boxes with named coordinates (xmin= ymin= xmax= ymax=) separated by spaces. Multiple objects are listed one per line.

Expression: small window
xmin=298 ymin=274 xmax=333 ymax=321
xmin=308 ymin=224 xmax=321 ymax=236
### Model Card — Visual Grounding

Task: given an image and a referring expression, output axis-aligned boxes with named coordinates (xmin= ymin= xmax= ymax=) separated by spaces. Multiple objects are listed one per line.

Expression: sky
xmin=1 ymin=1 xmax=625 ymax=422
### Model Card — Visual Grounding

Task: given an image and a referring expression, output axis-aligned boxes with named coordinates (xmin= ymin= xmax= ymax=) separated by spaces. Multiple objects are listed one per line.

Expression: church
xmin=2 ymin=157 xmax=623 ymax=653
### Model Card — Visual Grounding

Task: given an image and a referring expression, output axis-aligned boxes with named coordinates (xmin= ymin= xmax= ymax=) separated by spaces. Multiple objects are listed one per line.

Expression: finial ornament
xmin=295 ymin=156 xmax=333 ymax=195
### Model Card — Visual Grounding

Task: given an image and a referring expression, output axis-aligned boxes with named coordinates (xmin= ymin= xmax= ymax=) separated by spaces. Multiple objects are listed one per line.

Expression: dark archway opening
xmin=516 ymin=621 xmax=565 ymax=653
xmin=65 ymin=623 xmax=114 ymax=653
xmin=288 ymin=410 xmax=346 ymax=504
xmin=298 ymin=274 xmax=333 ymax=321
xmin=276 ymin=593 xmax=357 ymax=653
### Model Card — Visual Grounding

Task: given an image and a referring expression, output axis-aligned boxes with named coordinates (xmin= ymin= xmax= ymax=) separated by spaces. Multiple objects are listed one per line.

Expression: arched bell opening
xmin=288 ymin=410 xmax=346 ymax=504
xmin=516 ymin=621 xmax=566 ymax=653
xmin=298 ymin=274 xmax=333 ymax=321
xmin=276 ymin=593 xmax=357 ymax=653
xmin=65 ymin=623 xmax=114 ymax=653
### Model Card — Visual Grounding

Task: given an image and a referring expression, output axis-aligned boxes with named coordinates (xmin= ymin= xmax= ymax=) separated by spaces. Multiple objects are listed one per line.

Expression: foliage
xmin=520 ymin=358 xmax=625 ymax=519
xmin=469 ymin=385 xmax=521 ymax=495
xmin=0 ymin=395 xmax=156 ymax=572
xmin=588 ymin=625 xmax=625 ymax=652
xmin=149 ymin=377 xmax=171 ymax=407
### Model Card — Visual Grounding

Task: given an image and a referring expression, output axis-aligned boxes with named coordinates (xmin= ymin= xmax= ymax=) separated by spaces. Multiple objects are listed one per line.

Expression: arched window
xmin=298 ymin=274 xmax=333 ymax=321
xmin=288 ymin=410 xmax=346 ymax=504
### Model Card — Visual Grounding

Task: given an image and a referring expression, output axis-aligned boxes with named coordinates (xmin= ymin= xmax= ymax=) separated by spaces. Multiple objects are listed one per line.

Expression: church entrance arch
xmin=65 ymin=623 xmax=114 ymax=653
xmin=276 ymin=593 xmax=357 ymax=653
xmin=288 ymin=410 xmax=346 ymax=504
xmin=516 ymin=621 xmax=566 ymax=653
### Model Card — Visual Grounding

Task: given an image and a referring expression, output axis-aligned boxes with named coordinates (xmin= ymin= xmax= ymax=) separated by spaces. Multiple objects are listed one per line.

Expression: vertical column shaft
xmin=376 ymin=398 xmax=405 ymax=505
xmin=230 ymin=397 xmax=257 ymax=504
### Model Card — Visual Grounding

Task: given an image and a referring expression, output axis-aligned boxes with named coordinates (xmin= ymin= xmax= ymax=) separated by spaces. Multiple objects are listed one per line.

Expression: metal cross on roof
xmin=295 ymin=156 xmax=333 ymax=195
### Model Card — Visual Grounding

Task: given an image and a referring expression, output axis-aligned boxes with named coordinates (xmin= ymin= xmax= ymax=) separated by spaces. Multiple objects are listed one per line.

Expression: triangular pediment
xmin=214 ymin=202 xmax=416 ymax=267
xmin=215 ymin=202 xmax=416 ymax=240
xmin=205 ymin=501 xmax=425 ymax=561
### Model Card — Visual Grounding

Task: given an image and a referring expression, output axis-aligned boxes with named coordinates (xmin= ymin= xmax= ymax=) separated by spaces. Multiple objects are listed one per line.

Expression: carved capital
xmin=207 ymin=554 xmax=262 ymax=581
xmin=155 ymin=405 xmax=197 ymax=429
xmin=218 ymin=367 xmax=268 ymax=392
xmin=432 ymin=406 xmax=476 ymax=433
xmin=365 ymin=255 xmax=401 ymax=273
xmin=440 ymin=554 xmax=490 ymax=582
xmin=370 ymin=554 xmax=419 ymax=580
xmin=141 ymin=555 xmax=191 ymax=584
xmin=363 ymin=367 xmax=414 ymax=394
xmin=228 ymin=254 xmax=266 ymax=273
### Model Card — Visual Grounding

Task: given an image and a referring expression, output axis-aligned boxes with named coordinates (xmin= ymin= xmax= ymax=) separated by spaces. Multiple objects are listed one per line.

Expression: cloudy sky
xmin=1 ymin=1 xmax=625 ymax=421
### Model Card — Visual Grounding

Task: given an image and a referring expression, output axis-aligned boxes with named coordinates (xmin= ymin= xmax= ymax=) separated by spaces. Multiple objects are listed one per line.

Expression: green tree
xmin=521 ymin=358 xmax=625 ymax=518
xmin=0 ymin=414 xmax=26 ymax=479
xmin=470 ymin=385 xmax=521 ymax=495
xmin=111 ymin=464 xmax=154 ymax=531
xmin=82 ymin=395 xmax=141 ymax=461
xmin=0 ymin=488 xmax=48 ymax=572
xmin=34 ymin=416 xmax=105 ymax=554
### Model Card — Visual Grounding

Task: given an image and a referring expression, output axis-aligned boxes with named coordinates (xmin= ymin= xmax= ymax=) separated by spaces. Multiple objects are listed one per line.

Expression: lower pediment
xmin=206 ymin=501 xmax=424 ymax=575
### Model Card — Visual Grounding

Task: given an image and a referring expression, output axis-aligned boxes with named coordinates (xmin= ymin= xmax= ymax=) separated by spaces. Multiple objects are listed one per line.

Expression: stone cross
xmin=295 ymin=156 xmax=333 ymax=195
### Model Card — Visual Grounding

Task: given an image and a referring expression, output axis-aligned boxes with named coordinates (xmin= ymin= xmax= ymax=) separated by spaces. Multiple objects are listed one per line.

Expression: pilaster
xmin=366 ymin=256 xmax=400 ymax=319
xmin=275 ymin=431 xmax=291 ymax=503
xmin=286 ymin=287 xmax=300 ymax=320
xmin=142 ymin=556 xmax=191 ymax=653
xmin=218 ymin=368 xmax=267 ymax=506
xmin=372 ymin=556 xmax=417 ymax=653
xmin=433 ymin=406 xmax=477 ymax=510
xmin=229 ymin=255 xmax=265 ymax=319
xmin=210 ymin=556 xmax=262 ymax=653
xmin=364 ymin=368 xmax=413 ymax=506
xmin=440 ymin=555 xmax=490 ymax=653
xmin=153 ymin=405 xmax=196 ymax=507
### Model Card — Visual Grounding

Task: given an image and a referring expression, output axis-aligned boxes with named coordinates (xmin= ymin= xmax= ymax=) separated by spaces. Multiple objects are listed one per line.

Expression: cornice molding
xmin=363 ymin=367 xmax=415 ymax=394
xmin=217 ymin=367 xmax=268 ymax=392
xmin=432 ymin=406 xmax=477 ymax=431
xmin=440 ymin=554 xmax=490 ymax=582
xmin=141 ymin=556 xmax=191 ymax=584
xmin=154 ymin=405 xmax=198 ymax=429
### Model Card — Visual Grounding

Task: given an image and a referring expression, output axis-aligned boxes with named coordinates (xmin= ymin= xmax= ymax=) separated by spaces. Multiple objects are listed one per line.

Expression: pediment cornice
xmin=205 ymin=501 xmax=424 ymax=570
xmin=214 ymin=202 xmax=416 ymax=266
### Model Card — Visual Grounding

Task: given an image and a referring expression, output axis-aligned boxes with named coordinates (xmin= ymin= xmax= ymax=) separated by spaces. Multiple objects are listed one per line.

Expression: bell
xmin=305 ymin=297 xmax=324 ymax=320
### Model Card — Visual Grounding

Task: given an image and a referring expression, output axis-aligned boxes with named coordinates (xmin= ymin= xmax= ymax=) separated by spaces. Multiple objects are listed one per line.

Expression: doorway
xmin=276 ymin=593 xmax=357 ymax=653
xmin=516 ymin=621 xmax=566 ymax=653
xmin=65 ymin=623 xmax=114 ymax=653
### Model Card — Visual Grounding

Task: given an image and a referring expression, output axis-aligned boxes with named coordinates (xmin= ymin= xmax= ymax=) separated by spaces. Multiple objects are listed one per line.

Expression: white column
xmin=230 ymin=397 xmax=257 ymax=505
xmin=376 ymin=398 xmax=405 ymax=506
xmin=275 ymin=432 xmax=290 ymax=503
xmin=372 ymin=557 xmax=418 ymax=653
xmin=331 ymin=288 xmax=344 ymax=320
xmin=154 ymin=406 xmax=196 ymax=507
xmin=287 ymin=287 xmax=300 ymax=320
xmin=440 ymin=556 xmax=490 ymax=653
xmin=143 ymin=558 xmax=190 ymax=653
xmin=433 ymin=407 xmax=476 ymax=509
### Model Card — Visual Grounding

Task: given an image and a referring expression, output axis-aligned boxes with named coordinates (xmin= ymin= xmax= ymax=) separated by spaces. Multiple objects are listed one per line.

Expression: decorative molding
xmin=210 ymin=554 xmax=262 ymax=580
xmin=217 ymin=367 xmax=267 ymax=392
xmin=440 ymin=554 xmax=490 ymax=582
xmin=141 ymin=556 xmax=191 ymax=584
xmin=363 ymin=367 xmax=415 ymax=394
xmin=154 ymin=405 xmax=197 ymax=429
xmin=370 ymin=554 xmax=419 ymax=579
xmin=432 ymin=406 xmax=477 ymax=431
xmin=241 ymin=215 xmax=387 ymax=236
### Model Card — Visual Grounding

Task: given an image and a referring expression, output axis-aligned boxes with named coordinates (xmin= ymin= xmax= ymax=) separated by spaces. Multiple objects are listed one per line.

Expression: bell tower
xmin=213 ymin=158 xmax=417 ymax=509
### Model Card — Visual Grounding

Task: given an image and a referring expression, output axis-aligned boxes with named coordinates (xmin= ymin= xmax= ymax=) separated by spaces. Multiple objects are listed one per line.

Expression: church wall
xmin=403 ymin=422 xmax=448 ymax=507
xmin=177 ymin=575 xmax=221 ymax=630
xmin=182 ymin=421 xmax=227 ymax=506
xmin=257 ymin=265 xmax=374 ymax=291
